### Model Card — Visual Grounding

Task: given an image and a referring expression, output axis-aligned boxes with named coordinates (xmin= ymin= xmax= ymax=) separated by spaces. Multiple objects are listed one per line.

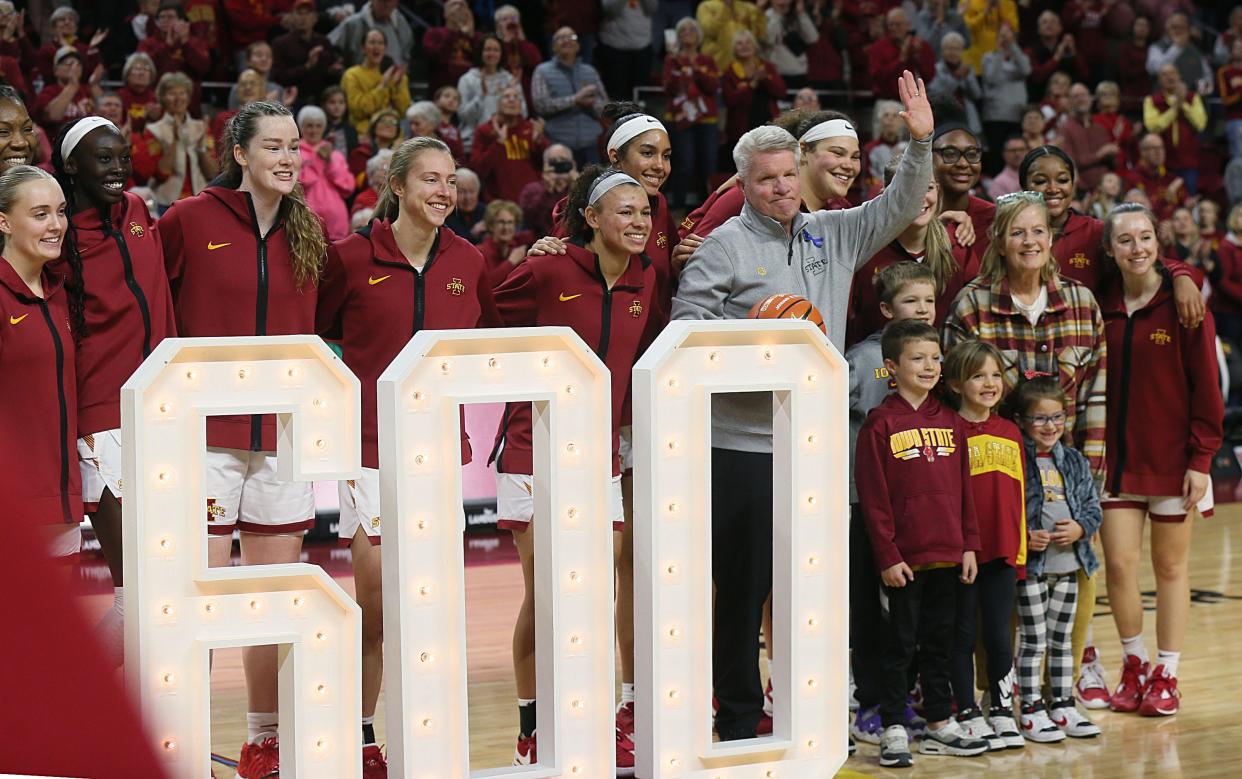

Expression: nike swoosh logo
xmin=9 ymin=314 xmax=27 ymax=325
xmin=1052 ymin=717 xmax=1067 ymax=726
xmin=559 ymin=293 xmax=582 ymax=302
xmin=368 ymin=275 xmax=392 ymax=285
xmin=207 ymin=241 xmax=232 ymax=250
xmin=1021 ymin=721 xmax=1034 ymax=731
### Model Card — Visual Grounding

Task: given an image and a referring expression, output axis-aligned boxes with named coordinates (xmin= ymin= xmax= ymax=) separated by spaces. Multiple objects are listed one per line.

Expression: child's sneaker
xmin=986 ymin=707 xmax=1025 ymax=749
xmin=1076 ymin=646 xmax=1111 ymax=709
xmin=1110 ymin=655 xmax=1150 ymax=713
xmin=1138 ymin=664 xmax=1180 ymax=717
xmin=918 ymin=719 xmax=989 ymax=757
xmin=851 ymin=705 xmax=882 ymax=744
xmin=879 ymin=724 xmax=913 ymax=768
xmin=513 ymin=731 xmax=536 ymax=765
xmin=955 ymin=706 xmax=1005 ymax=751
xmin=1019 ymin=701 xmax=1067 ymax=743
xmin=1049 ymin=699 xmax=1101 ymax=738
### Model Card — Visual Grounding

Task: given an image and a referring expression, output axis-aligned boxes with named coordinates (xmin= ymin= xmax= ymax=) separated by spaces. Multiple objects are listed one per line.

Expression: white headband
xmin=800 ymin=118 xmax=858 ymax=145
xmin=61 ymin=117 xmax=120 ymax=161
xmin=581 ymin=171 xmax=642 ymax=215
xmin=607 ymin=114 xmax=667 ymax=153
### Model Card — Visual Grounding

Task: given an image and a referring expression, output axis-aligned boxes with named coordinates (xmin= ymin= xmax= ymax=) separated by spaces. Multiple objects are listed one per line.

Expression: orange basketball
xmin=747 ymin=294 xmax=826 ymax=334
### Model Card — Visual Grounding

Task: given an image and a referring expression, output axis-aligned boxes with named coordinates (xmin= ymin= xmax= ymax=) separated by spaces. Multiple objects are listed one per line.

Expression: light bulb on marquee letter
xmin=121 ymin=336 xmax=363 ymax=779
xmin=377 ymin=327 xmax=616 ymax=777
xmin=633 ymin=320 xmax=850 ymax=778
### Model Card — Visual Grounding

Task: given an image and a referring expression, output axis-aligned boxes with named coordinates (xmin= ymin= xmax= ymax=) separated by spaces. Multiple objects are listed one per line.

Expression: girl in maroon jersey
xmin=1096 ymin=203 xmax=1223 ymax=718
xmin=51 ymin=116 xmax=176 ymax=661
xmin=491 ymin=166 xmax=659 ymax=769
xmin=157 ymin=100 xmax=328 ymax=779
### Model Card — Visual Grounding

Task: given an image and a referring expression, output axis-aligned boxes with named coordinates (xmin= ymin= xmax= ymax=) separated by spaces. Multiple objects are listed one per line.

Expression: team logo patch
xmin=1068 ymin=252 xmax=1091 ymax=269
xmin=889 ymin=427 xmax=956 ymax=462
xmin=656 ymin=231 xmax=668 ymax=249
xmin=129 ymin=222 xmax=145 ymax=237
xmin=206 ymin=498 xmax=226 ymax=520
xmin=680 ymin=215 xmax=695 ymax=231
xmin=370 ymin=517 xmax=381 ymax=529
xmin=629 ymin=300 xmax=643 ymax=318
xmin=446 ymin=277 xmax=466 ymax=296
xmin=1150 ymin=328 xmax=1172 ymax=346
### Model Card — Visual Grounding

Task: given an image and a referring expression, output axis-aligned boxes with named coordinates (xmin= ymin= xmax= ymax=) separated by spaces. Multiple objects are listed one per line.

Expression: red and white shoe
xmin=362 ymin=744 xmax=388 ymax=778
xmin=1138 ymin=665 xmax=1180 ymax=717
xmin=757 ymin=679 xmax=774 ymax=735
xmin=1076 ymin=646 xmax=1111 ymax=710
xmin=1109 ymin=655 xmax=1150 ymax=713
xmin=616 ymin=701 xmax=635 ymax=739
xmin=513 ymin=731 xmax=537 ymax=766
xmin=236 ymin=736 xmax=279 ymax=778
xmin=616 ymin=727 xmax=636 ymax=776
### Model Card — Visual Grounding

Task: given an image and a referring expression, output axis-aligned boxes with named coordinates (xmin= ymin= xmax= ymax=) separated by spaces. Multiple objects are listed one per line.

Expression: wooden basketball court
xmin=85 ymin=502 xmax=1242 ymax=777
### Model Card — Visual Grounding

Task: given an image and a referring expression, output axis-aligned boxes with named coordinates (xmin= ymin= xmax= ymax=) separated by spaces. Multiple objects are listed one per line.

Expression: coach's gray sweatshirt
xmin=845 ymin=331 xmax=891 ymax=503
xmin=671 ymin=134 xmax=931 ymax=453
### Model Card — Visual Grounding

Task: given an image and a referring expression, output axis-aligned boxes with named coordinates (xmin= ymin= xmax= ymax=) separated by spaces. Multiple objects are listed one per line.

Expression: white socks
xmin=247 ymin=711 xmax=278 ymax=744
xmin=1155 ymin=650 xmax=1180 ymax=677
xmin=619 ymin=683 xmax=635 ymax=708
xmin=1120 ymin=634 xmax=1149 ymax=664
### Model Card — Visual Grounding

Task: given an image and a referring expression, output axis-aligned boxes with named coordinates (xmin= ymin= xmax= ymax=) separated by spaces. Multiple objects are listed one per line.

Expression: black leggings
xmin=951 ymin=557 xmax=1017 ymax=711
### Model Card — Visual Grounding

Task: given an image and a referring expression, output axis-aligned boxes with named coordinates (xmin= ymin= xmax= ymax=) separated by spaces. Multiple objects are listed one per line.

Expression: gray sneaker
xmin=918 ymin=719 xmax=990 ymax=757
xmin=879 ymin=724 xmax=913 ymax=768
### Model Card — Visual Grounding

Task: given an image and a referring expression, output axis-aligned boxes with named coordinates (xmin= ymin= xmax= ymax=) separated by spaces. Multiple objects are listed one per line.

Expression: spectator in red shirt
xmin=1218 ymin=37 xmax=1242 ymax=158
xmin=663 ymin=16 xmax=721 ymax=210
xmin=867 ymin=8 xmax=936 ymax=100
xmin=470 ymin=84 xmax=547 ymax=204
xmin=494 ymin=4 xmax=542 ymax=106
xmin=1061 ymin=0 xmax=1123 ymax=81
xmin=433 ymin=85 xmax=464 ymax=159
xmin=424 ymin=0 xmax=485 ymax=93
xmin=1117 ymin=15 xmax=1154 ymax=113
xmin=139 ymin=2 xmax=211 ymax=83
xmin=1054 ymin=82 xmax=1119 ymax=193
xmin=271 ymin=0 xmax=343 ymax=108
xmin=221 ymin=0 xmax=289 ymax=71
xmin=1038 ymin=70 xmax=1071 ymax=138
xmin=1144 ymin=63 xmax=1208 ymax=196
xmin=35 ymin=6 xmax=105 ymax=87
xmin=1126 ymin=132 xmax=1186 ymax=221
xmin=0 ymin=2 xmax=37 ymax=85
xmin=350 ymin=147 xmax=390 ymax=216
xmin=477 ymin=199 xmax=533 ymax=288
xmin=347 ymin=107 xmax=403 ymax=184
xmin=721 ymin=29 xmax=785 ymax=151
xmin=34 ymin=48 xmax=100 ymax=138
xmin=117 ymin=53 xmax=160 ymax=135
xmin=518 ymin=144 xmax=576 ymax=238
xmin=1091 ymin=81 xmax=1134 ymax=171
xmin=1026 ymin=10 xmax=1088 ymax=95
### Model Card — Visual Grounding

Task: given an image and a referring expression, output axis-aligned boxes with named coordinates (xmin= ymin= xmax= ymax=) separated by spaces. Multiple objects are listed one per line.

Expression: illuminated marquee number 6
xmin=633 ymin=320 xmax=850 ymax=778
xmin=377 ymin=327 xmax=616 ymax=778
xmin=122 ymin=336 xmax=364 ymax=779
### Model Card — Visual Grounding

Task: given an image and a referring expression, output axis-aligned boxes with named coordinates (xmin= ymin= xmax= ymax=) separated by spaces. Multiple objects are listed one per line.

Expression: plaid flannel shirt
xmin=944 ymin=274 xmax=1108 ymax=486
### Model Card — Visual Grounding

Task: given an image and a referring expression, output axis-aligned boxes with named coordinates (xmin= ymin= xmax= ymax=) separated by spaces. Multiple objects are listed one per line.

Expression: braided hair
xmin=51 ymin=120 xmax=107 ymax=346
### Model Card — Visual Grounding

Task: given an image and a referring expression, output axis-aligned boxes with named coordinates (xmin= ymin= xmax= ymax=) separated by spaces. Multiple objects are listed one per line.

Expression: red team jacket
xmin=1052 ymin=211 xmax=1194 ymax=293
xmin=469 ymin=119 xmax=548 ymax=204
xmin=0 ymin=263 xmax=81 ymax=525
xmin=960 ymin=414 xmax=1027 ymax=569
xmin=316 ymin=220 xmax=501 ymax=469
xmin=489 ymin=242 xmax=659 ymax=477
xmin=61 ymin=192 xmax=177 ymax=435
xmin=159 ymin=186 xmax=319 ymax=452
xmin=1099 ymin=273 xmax=1224 ymax=497
xmin=856 ymin=393 xmax=981 ymax=570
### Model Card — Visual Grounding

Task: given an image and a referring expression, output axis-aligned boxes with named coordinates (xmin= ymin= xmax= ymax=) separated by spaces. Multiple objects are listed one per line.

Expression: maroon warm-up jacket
xmin=0 ymin=263 xmax=81 ymax=525
xmin=61 ymin=192 xmax=176 ymax=435
xmin=316 ymin=220 xmax=501 ymax=469
xmin=856 ymin=392 xmax=981 ymax=570
xmin=159 ymin=186 xmax=319 ymax=452
xmin=1052 ymin=211 xmax=1194 ymax=293
xmin=1099 ymin=272 xmax=1224 ymax=497
xmin=489 ymin=242 xmax=659 ymax=477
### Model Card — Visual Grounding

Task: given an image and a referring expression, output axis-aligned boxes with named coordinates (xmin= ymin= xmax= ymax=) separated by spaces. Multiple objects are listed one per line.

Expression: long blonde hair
xmin=978 ymin=193 xmax=1058 ymax=283
xmin=219 ymin=101 xmax=326 ymax=288
xmin=884 ymin=153 xmax=958 ymax=295
xmin=373 ymin=136 xmax=455 ymax=223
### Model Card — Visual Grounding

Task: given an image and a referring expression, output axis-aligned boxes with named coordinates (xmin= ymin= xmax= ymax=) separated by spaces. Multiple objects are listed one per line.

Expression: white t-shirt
xmin=1012 ymin=286 xmax=1049 ymax=326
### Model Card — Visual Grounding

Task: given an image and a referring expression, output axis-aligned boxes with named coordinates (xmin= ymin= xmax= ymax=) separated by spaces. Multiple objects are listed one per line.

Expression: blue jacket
xmin=1022 ymin=437 xmax=1101 ymax=577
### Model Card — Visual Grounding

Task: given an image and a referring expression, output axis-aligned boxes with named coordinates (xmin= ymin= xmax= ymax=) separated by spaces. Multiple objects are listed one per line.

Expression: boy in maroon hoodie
xmin=856 ymin=319 xmax=986 ymax=768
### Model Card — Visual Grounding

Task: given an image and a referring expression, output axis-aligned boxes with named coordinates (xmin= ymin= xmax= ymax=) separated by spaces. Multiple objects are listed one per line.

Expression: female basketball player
xmin=0 ymin=86 xmax=38 ymax=174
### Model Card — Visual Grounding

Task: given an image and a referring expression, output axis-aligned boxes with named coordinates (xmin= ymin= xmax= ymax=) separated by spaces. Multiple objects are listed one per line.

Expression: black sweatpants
xmin=878 ymin=566 xmax=958 ymax=727
xmin=849 ymin=504 xmax=885 ymax=710
xmin=951 ymin=557 xmax=1018 ymax=712
xmin=710 ymin=447 xmax=773 ymax=737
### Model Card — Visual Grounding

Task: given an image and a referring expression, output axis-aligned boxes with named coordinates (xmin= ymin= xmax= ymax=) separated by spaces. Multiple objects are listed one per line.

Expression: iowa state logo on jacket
xmin=890 ymin=427 xmax=957 ymax=462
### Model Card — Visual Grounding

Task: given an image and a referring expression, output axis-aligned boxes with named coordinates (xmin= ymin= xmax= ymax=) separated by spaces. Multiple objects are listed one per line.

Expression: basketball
xmin=747 ymin=294 xmax=826 ymax=334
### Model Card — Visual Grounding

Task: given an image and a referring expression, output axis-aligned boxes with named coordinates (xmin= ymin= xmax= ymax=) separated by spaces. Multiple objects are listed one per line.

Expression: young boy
xmin=855 ymin=319 xmax=988 ymax=768
xmin=847 ymin=261 xmax=937 ymax=747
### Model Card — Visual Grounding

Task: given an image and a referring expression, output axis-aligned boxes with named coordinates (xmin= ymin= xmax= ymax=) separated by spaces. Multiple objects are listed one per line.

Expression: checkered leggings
xmin=1016 ymin=572 xmax=1079 ymax=703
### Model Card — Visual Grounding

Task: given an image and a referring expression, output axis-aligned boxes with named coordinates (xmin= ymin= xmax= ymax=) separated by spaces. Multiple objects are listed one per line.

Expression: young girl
xmin=316 ymin=136 xmax=499 ymax=776
xmin=158 ymin=101 xmax=327 ymax=779
xmin=52 ymin=117 xmax=176 ymax=659
xmin=1014 ymin=376 xmax=1103 ymax=742
xmin=490 ymin=166 xmax=658 ymax=769
xmin=943 ymin=341 xmax=1026 ymax=751
xmin=1097 ymin=203 xmax=1224 ymax=717
xmin=321 ymin=85 xmax=359 ymax=157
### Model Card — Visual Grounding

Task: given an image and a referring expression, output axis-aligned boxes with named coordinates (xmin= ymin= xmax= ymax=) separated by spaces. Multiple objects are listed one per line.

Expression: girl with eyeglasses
xmin=1094 ymin=203 xmax=1223 ymax=718
xmin=931 ymin=108 xmax=995 ymax=255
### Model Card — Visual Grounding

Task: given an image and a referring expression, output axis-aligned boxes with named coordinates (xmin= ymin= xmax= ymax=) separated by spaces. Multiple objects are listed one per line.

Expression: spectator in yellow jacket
xmin=696 ymin=0 xmax=767 ymax=71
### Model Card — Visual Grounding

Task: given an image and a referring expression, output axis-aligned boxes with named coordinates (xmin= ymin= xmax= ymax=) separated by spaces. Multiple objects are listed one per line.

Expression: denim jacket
xmin=1022 ymin=437 xmax=1102 ymax=577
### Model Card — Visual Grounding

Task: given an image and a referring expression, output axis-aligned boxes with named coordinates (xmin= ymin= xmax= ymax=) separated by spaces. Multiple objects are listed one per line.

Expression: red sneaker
xmin=236 ymin=736 xmax=280 ymax=778
xmin=362 ymin=744 xmax=388 ymax=778
xmin=512 ymin=731 xmax=537 ymax=766
xmin=616 ymin=700 xmax=635 ymax=739
xmin=1109 ymin=655 xmax=1150 ymax=713
xmin=616 ymin=727 xmax=635 ymax=776
xmin=1138 ymin=665 xmax=1180 ymax=716
xmin=756 ymin=679 xmax=774 ymax=735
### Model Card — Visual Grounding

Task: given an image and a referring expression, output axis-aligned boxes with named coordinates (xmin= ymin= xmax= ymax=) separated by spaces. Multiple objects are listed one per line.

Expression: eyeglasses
xmin=1024 ymin=411 xmax=1067 ymax=427
xmin=995 ymin=190 xmax=1045 ymax=207
xmin=555 ymin=33 xmax=579 ymax=43
xmin=933 ymin=146 xmax=983 ymax=164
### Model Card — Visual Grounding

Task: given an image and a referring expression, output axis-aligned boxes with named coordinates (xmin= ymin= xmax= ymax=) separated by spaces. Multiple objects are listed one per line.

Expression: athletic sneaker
xmin=1110 ymin=655 xmax=1150 ymax=713
xmin=986 ymin=707 xmax=1025 ymax=749
xmin=879 ymin=724 xmax=913 ymax=768
xmin=1076 ymin=646 xmax=1111 ymax=709
xmin=955 ymin=707 xmax=1005 ymax=751
xmin=757 ymin=679 xmax=774 ymax=735
xmin=1049 ymin=699 xmax=1101 ymax=738
xmin=236 ymin=736 xmax=279 ymax=778
xmin=361 ymin=744 xmax=387 ymax=779
xmin=851 ymin=705 xmax=882 ymax=744
xmin=918 ymin=719 xmax=989 ymax=757
xmin=1138 ymin=664 xmax=1180 ymax=717
xmin=1019 ymin=701 xmax=1067 ymax=743
xmin=513 ymin=731 xmax=536 ymax=766
xmin=616 ymin=727 xmax=635 ymax=776
xmin=616 ymin=701 xmax=635 ymax=739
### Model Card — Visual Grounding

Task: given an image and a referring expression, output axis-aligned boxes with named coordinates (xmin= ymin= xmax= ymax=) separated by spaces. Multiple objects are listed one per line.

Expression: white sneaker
xmin=1020 ymin=702 xmax=1067 ymax=743
xmin=918 ymin=719 xmax=989 ymax=757
xmin=986 ymin=708 xmax=1025 ymax=749
xmin=956 ymin=710 xmax=1005 ymax=752
xmin=1076 ymin=647 xmax=1112 ymax=710
xmin=879 ymin=724 xmax=913 ymax=768
xmin=1050 ymin=700 xmax=1101 ymax=738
